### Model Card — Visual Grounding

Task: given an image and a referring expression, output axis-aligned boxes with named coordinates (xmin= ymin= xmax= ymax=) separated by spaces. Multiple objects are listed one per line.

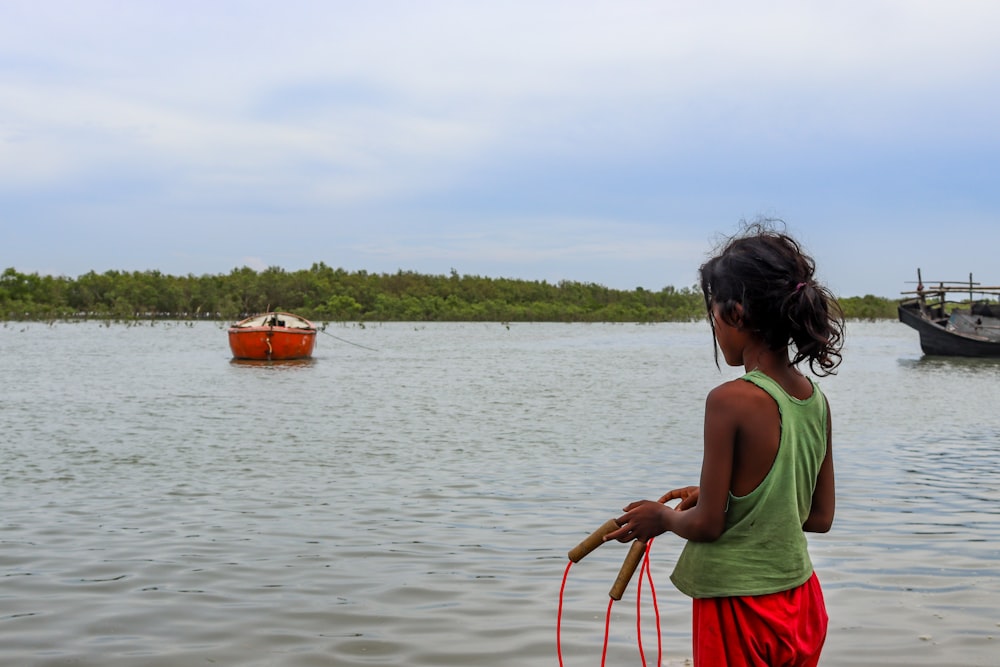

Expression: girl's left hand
xmin=659 ymin=486 xmax=699 ymax=510
xmin=604 ymin=500 xmax=669 ymax=543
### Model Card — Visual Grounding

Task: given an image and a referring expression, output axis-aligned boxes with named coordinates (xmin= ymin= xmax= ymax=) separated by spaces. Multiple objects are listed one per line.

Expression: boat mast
xmin=916 ymin=268 xmax=927 ymax=314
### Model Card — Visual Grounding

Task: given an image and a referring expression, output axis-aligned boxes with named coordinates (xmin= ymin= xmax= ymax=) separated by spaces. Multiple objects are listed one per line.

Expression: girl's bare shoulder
xmin=706 ymin=377 xmax=772 ymax=410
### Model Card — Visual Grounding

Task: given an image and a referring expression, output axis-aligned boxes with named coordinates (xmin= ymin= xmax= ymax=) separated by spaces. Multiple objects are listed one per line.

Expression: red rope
xmin=600 ymin=597 xmax=614 ymax=667
xmin=638 ymin=539 xmax=662 ymax=667
xmin=646 ymin=542 xmax=663 ymax=667
xmin=557 ymin=560 xmax=572 ymax=667
xmin=557 ymin=539 xmax=664 ymax=666
xmin=635 ymin=539 xmax=662 ymax=667
xmin=637 ymin=541 xmax=649 ymax=667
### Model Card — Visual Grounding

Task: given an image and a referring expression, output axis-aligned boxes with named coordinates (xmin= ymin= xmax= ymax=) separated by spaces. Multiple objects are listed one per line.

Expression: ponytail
xmin=701 ymin=221 xmax=845 ymax=376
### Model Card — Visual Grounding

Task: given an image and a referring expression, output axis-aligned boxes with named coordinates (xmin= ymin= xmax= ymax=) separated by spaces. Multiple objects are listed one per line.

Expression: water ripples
xmin=2 ymin=321 xmax=999 ymax=665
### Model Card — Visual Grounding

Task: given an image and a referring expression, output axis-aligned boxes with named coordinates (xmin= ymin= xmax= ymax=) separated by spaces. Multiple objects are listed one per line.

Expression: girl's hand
xmin=604 ymin=500 xmax=669 ymax=543
xmin=658 ymin=486 xmax=699 ymax=510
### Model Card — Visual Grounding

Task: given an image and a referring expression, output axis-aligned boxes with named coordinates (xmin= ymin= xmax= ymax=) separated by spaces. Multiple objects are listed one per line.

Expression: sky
xmin=3 ymin=1 xmax=999 ymax=298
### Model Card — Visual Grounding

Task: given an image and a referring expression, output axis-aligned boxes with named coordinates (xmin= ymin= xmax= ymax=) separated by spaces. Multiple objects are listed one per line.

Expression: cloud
xmin=3 ymin=1 xmax=1000 ymax=296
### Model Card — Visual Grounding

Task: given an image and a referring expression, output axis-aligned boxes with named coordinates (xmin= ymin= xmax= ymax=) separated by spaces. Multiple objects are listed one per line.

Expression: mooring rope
xmin=318 ymin=327 xmax=379 ymax=351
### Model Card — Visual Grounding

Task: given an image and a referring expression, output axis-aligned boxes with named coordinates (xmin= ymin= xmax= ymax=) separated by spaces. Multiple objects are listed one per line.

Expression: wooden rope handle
xmin=609 ymin=540 xmax=646 ymax=600
xmin=567 ymin=518 xmax=620 ymax=563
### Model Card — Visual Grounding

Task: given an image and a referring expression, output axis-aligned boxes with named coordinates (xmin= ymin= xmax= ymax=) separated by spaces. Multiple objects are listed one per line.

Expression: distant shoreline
xmin=1 ymin=265 xmax=905 ymax=322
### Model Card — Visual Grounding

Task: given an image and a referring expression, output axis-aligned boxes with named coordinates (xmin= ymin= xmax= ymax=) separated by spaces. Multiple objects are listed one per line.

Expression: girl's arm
xmin=802 ymin=398 xmax=835 ymax=533
xmin=658 ymin=486 xmax=699 ymax=510
xmin=606 ymin=381 xmax=746 ymax=544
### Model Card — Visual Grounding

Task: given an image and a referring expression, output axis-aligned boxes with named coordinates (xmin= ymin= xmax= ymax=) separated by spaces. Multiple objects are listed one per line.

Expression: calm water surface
xmin=1 ymin=320 xmax=998 ymax=666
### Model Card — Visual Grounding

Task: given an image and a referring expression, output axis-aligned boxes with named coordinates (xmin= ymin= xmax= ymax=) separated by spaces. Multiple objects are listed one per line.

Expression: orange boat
xmin=228 ymin=312 xmax=317 ymax=360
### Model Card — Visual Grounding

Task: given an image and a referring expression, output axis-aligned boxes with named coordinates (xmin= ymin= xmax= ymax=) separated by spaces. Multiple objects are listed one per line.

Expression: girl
xmin=605 ymin=222 xmax=844 ymax=666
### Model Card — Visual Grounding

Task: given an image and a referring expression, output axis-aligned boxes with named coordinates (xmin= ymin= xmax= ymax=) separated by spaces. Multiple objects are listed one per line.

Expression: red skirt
xmin=691 ymin=572 xmax=828 ymax=667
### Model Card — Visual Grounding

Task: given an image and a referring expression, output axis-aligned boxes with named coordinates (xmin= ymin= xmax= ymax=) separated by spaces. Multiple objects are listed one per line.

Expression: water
xmin=1 ymin=320 xmax=998 ymax=666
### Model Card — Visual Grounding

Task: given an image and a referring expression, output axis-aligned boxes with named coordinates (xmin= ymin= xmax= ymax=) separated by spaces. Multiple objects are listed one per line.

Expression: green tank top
xmin=669 ymin=370 xmax=828 ymax=598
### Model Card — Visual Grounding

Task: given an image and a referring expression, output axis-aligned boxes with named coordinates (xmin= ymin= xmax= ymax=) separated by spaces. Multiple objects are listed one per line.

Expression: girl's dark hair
xmin=700 ymin=220 xmax=844 ymax=375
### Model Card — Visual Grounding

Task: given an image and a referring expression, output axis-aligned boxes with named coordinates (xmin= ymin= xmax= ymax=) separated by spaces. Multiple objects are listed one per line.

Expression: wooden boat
xmin=897 ymin=270 xmax=1000 ymax=357
xmin=228 ymin=312 xmax=317 ymax=360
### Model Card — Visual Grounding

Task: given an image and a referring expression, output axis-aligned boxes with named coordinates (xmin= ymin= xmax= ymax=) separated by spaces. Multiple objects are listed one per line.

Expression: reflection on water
xmin=1 ymin=320 xmax=999 ymax=666
xmin=229 ymin=358 xmax=318 ymax=369
xmin=899 ymin=354 xmax=1000 ymax=373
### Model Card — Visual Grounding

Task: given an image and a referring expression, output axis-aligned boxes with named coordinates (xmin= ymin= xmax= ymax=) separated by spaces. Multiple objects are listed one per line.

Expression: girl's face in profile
xmin=711 ymin=302 xmax=747 ymax=368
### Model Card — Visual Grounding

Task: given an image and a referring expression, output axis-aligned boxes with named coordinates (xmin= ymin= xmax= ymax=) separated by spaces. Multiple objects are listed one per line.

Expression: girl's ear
xmin=731 ymin=302 xmax=745 ymax=328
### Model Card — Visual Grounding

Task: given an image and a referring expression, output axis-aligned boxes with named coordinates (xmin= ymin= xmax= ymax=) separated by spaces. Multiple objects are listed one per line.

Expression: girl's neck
xmin=740 ymin=341 xmax=783 ymax=374
xmin=743 ymin=345 xmax=812 ymax=399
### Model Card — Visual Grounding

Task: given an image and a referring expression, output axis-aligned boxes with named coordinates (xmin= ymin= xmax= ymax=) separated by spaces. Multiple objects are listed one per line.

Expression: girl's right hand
xmin=658 ymin=486 xmax=699 ymax=510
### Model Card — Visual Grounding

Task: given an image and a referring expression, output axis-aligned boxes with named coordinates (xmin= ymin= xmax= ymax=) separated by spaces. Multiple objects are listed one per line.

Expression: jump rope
xmin=557 ymin=518 xmax=665 ymax=667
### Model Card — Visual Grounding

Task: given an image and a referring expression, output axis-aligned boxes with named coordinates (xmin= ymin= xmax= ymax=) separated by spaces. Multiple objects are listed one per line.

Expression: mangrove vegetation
xmin=1 ymin=264 xmax=903 ymax=323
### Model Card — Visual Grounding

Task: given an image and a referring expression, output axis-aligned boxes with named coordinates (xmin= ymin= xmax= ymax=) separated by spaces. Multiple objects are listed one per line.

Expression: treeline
xmin=0 ymin=264 xmax=901 ymax=322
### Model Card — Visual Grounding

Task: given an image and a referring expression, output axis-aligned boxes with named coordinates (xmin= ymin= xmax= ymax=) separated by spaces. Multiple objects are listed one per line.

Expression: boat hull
xmin=227 ymin=312 xmax=317 ymax=360
xmin=898 ymin=301 xmax=1000 ymax=357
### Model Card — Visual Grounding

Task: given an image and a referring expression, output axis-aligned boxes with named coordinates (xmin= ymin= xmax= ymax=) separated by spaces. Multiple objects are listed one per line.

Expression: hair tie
xmin=794 ymin=282 xmax=807 ymax=294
